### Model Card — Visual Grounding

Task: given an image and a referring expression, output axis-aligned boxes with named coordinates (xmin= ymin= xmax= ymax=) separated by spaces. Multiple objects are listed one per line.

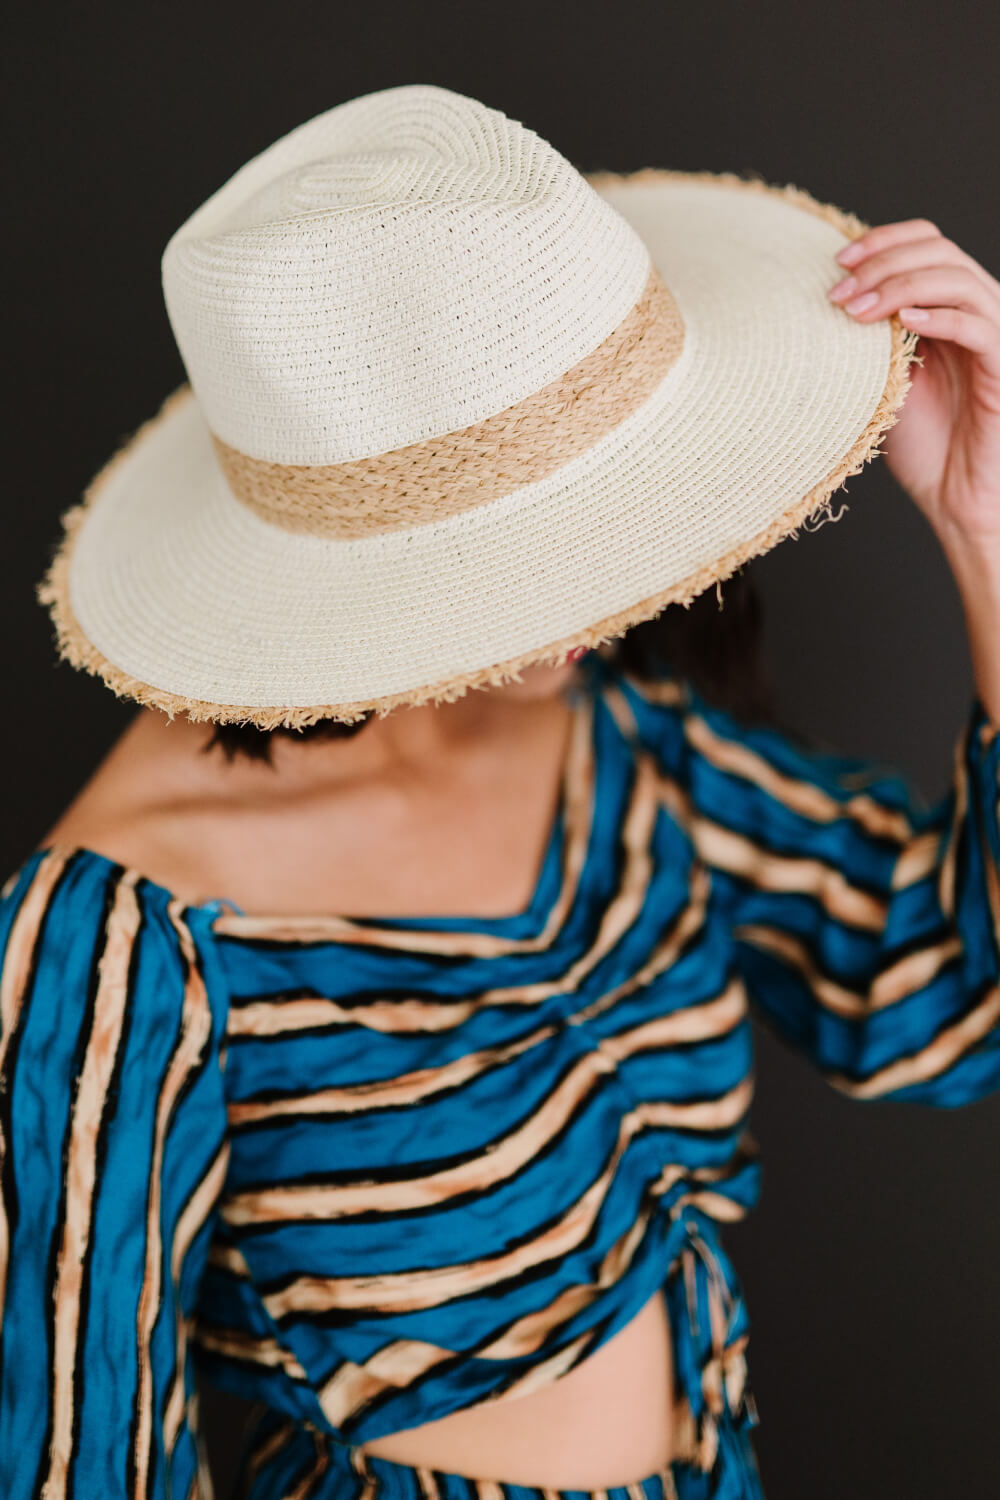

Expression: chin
xmin=492 ymin=655 xmax=583 ymax=701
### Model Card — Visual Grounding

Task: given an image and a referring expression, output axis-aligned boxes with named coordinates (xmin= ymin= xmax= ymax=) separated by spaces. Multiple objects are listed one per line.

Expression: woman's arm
xmin=831 ymin=214 xmax=1000 ymax=725
xmin=631 ymin=211 xmax=999 ymax=1105
xmin=615 ymin=663 xmax=999 ymax=1107
xmin=0 ymin=847 xmax=231 ymax=1500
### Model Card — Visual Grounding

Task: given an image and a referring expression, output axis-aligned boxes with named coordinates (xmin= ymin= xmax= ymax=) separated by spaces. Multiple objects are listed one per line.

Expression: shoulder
xmin=2 ymin=701 xmax=238 ymax=975
xmin=1 ymin=842 xmax=216 ymax=973
xmin=594 ymin=653 xmax=872 ymax=800
xmin=1 ymin=842 xmax=230 ymax=1090
xmin=35 ymin=705 xmax=237 ymax=908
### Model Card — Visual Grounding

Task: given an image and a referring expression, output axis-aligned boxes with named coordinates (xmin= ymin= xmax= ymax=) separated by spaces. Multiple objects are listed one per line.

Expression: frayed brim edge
xmin=36 ymin=168 xmax=922 ymax=730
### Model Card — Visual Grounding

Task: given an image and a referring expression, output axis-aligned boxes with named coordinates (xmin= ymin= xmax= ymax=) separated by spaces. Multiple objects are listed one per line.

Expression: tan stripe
xmin=598 ymin=979 xmax=746 ymax=1061
xmin=206 ymin=1239 xmax=252 ymax=1277
xmin=259 ymin=1079 xmax=752 ymax=1319
xmin=42 ymin=871 xmax=141 ymax=1500
xmin=565 ymin=859 xmax=712 ymax=1030
xmin=892 ymin=829 xmax=945 ymax=891
xmin=645 ymin=762 xmax=888 ymax=932
xmin=830 ymin=983 xmax=1000 ymax=1099
xmin=211 ymin=265 xmax=684 ymax=540
xmin=979 ymin=715 xmax=1000 ymax=749
xmin=230 ymin=960 xmax=737 ymax=1128
xmin=214 ymin=693 xmax=596 ymax=957
xmin=647 ymin=1143 xmax=758 ymax=1204
xmin=416 ymin=1470 xmax=442 ymax=1500
xmin=0 ymin=848 xmax=70 ymax=1052
xmin=318 ymin=1339 xmax=452 ymax=1426
xmin=488 ymin=1330 xmax=594 ymax=1409
xmin=260 ymin=1135 xmax=630 ymax=1316
xmin=170 ymin=1144 xmax=229 ymax=1286
xmin=600 ymin=681 xmax=646 ymax=745
xmin=690 ymin=813 xmax=887 ymax=931
xmin=558 ymin=749 xmax=661 ymax=973
xmin=285 ymin=1433 xmax=328 ymax=1500
xmin=0 ymin=847 xmax=72 ymax=1321
xmin=163 ymin=1142 xmax=231 ymax=1453
xmin=315 ymin=1363 xmax=384 ymax=1429
xmin=733 ymin=921 xmax=964 ymax=1017
xmin=227 ymin=990 xmax=479 ymax=1038
xmin=191 ymin=1395 xmax=216 ymax=1500
xmin=639 ymin=1077 xmax=753 ymax=1132
xmin=192 ymin=1323 xmax=308 ymax=1379
xmin=242 ymin=1419 xmax=297 ymax=1491
xmin=473 ymin=1483 xmax=507 ymax=1500
xmin=362 ymin=1337 xmax=453 ymax=1384
xmin=163 ymin=1330 xmax=195 ymax=1464
xmin=227 ymin=1040 xmax=619 ymax=1225
xmin=226 ymin=985 xmax=743 ymax=1230
xmin=683 ymin=710 xmax=914 ymax=843
xmin=479 ymin=1212 xmax=655 ymax=1360
xmin=670 ymin=1188 xmax=752 ymax=1222
xmin=937 ymin=742 xmax=968 ymax=920
xmin=475 ymin=1281 xmax=604 ymax=1360
xmin=229 ymin=1020 xmax=561 ymax=1123
xmin=131 ymin=902 xmax=216 ymax=1500
xmin=527 ymin=692 xmax=599 ymax=951
xmin=619 ymin=675 xmax=686 ymax=711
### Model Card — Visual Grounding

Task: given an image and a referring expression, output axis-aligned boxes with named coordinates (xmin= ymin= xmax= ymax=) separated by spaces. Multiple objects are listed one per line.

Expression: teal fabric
xmin=2 ymin=651 xmax=997 ymax=1500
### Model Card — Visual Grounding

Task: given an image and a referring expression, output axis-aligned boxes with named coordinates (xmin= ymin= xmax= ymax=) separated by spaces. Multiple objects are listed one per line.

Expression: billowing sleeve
xmin=619 ymin=668 xmax=1000 ymax=1105
xmin=0 ymin=846 xmax=231 ymax=1500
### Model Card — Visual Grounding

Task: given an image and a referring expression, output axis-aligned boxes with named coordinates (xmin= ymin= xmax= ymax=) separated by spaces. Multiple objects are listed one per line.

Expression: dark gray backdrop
xmin=6 ymin=3 xmax=999 ymax=1497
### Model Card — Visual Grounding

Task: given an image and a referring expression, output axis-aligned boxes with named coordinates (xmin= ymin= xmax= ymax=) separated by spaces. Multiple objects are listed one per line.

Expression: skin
xmin=43 ymin=223 xmax=1000 ymax=1486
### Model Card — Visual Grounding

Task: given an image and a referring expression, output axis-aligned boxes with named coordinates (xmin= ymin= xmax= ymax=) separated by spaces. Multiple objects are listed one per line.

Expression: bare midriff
xmin=358 ymin=1287 xmax=679 ymax=1486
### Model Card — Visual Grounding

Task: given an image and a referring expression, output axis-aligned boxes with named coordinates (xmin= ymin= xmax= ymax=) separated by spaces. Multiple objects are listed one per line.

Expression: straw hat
xmin=38 ymin=83 xmax=919 ymax=729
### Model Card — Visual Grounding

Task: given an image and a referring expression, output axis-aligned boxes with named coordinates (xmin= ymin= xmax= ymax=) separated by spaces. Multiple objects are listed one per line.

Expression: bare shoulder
xmin=41 ymin=707 xmax=232 ymax=902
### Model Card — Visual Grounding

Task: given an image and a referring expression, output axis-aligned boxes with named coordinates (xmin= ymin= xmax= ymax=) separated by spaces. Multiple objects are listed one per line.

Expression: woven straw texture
xmin=37 ymin=85 xmax=920 ymax=728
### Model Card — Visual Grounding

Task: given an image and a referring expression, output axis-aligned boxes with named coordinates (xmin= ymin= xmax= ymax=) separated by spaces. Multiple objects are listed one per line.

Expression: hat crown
xmin=160 ymin=85 xmax=652 ymax=465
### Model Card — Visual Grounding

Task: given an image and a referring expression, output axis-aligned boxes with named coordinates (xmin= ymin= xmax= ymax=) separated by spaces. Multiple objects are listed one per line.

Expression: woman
xmin=1 ymin=85 xmax=998 ymax=1500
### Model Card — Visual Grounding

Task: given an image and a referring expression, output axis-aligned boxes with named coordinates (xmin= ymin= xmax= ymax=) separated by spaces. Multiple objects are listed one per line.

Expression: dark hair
xmin=203 ymin=564 xmax=776 ymax=765
xmin=607 ymin=563 xmax=776 ymax=724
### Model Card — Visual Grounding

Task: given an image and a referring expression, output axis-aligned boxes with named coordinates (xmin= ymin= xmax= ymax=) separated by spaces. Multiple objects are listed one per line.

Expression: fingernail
xmin=844 ymin=290 xmax=879 ymax=314
xmin=566 ymin=646 xmax=589 ymax=662
xmin=836 ymin=242 xmax=864 ymax=265
xmin=900 ymin=306 xmax=930 ymax=322
xmin=827 ymin=276 xmax=857 ymax=301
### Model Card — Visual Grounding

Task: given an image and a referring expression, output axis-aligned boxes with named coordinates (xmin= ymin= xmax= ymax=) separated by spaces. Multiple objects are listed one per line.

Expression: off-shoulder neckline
xmin=32 ymin=659 xmax=609 ymax=942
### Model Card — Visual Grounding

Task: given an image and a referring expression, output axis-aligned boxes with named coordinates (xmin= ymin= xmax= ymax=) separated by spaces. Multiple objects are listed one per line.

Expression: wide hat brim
xmin=39 ymin=168 xmax=919 ymax=728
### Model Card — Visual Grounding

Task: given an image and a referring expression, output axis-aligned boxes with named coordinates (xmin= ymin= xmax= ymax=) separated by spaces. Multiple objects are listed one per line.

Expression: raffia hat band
xmin=212 ymin=266 xmax=683 ymax=539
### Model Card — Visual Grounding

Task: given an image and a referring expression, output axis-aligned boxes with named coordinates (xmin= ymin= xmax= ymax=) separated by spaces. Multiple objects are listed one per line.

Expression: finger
xmin=830 ymin=236 xmax=1000 ymax=308
xmin=898 ymin=305 xmax=1000 ymax=376
xmin=837 ymin=265 xmax=1000 ymax=322
xmin=835 ymin=219 xmax=945 ymax=267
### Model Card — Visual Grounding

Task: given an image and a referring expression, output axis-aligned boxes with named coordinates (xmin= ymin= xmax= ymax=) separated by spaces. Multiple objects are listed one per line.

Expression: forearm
xmin=938 ymin=528 xmax=1000 ymax=730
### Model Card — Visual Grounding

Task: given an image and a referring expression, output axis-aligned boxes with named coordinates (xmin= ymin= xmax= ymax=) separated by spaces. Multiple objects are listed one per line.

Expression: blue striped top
xmin=2 ymin=651 xmax=998 ymax=1500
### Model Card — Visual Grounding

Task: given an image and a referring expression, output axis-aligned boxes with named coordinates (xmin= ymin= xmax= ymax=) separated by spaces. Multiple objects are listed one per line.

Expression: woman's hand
xmin=828 ymin=220 xmax=1000 ymax=547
